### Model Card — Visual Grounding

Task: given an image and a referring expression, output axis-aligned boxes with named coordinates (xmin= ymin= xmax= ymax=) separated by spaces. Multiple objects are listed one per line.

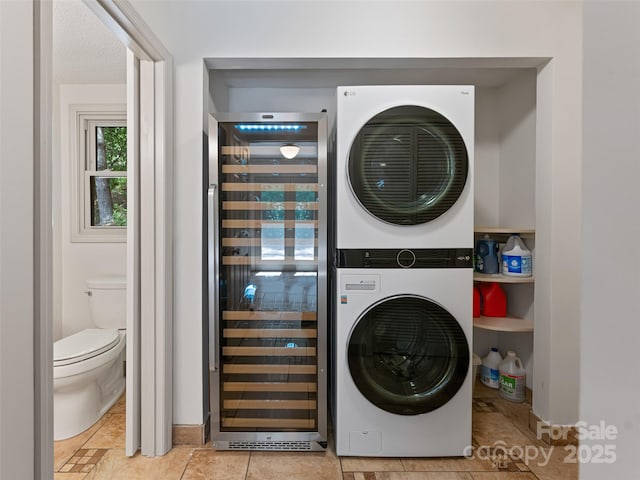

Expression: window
xmin=86 ymin=120 xmax=127 ymax=227
xmin=71 ymin=107 xmax=127 ymax=242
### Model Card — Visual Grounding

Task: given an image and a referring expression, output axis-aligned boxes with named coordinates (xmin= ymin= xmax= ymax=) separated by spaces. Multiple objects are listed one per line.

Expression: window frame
xmin=70 ymin=105 xmax=127 ymax=242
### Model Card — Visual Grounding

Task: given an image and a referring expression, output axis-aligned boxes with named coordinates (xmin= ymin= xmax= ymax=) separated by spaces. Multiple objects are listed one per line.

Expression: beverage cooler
xmin=207 ymin=112 xmax=328 ymax=451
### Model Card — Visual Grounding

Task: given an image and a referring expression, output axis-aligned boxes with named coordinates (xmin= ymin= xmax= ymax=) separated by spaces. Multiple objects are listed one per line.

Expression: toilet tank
xmin=86 ymin=276 xmax=126 ymax=329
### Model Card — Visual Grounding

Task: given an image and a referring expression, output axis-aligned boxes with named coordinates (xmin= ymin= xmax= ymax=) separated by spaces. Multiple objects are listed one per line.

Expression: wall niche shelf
xmin=474 ymin=227 xmax=535 ymax=239
xmin=474 ymin=315 xmax=534 ymax=333
xmin=474 ymin=273 xmax=534 ymax=284
xmin=474 ymin=227 xmax=535 ymax=333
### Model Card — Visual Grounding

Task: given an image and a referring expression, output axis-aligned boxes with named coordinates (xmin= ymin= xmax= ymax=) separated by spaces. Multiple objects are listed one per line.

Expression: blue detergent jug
xmin=476 ymin=236 xmax=499 ymax=274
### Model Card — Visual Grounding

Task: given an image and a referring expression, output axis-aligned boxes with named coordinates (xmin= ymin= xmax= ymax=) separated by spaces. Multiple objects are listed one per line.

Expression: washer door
xmin=348 ymin=105 xmax=468 ymax=225
xmin=347 ymin=295 xmax=469 ymax=415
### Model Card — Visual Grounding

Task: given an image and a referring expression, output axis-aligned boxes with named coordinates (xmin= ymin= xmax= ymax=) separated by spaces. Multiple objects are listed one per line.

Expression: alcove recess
xmin=205 ymin=58 xmax=538 ymax=390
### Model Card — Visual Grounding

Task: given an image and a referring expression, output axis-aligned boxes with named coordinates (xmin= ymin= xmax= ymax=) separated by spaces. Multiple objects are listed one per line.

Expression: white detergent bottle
xmin=501 ymin=235 xmax=532 ymax=277
xmin=498 ymin=351 xmax=526 ymax=403
xmin=480 ymin=348 xmax=502 ymax=389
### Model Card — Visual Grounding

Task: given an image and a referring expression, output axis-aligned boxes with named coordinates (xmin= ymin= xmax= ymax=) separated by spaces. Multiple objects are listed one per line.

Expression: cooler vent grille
xmin=227 ymin=440 xmax=312 ymax=451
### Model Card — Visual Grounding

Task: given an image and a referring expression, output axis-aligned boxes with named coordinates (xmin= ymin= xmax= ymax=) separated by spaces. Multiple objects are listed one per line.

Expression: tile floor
xmin=54 ymin=383 xmax=578 ymax=480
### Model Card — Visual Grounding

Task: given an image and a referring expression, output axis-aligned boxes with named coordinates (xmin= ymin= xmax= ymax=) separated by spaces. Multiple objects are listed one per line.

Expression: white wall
xmin=581 ymin=3 xmax=640 ymax=478
xmin=498 ymin=70 xmax=537 ymax=228
xmin=228 ymin=87 xmax=334 ymax=114
xmin=474 ymin=87 xmax=501 ymax=227
xmin=132 ymin=0 xmax=583 ymax=426
xmin=0 ymin=1 xmax=35 ymax=477
xmin=54 ymin=84 xmax=127 ymax=340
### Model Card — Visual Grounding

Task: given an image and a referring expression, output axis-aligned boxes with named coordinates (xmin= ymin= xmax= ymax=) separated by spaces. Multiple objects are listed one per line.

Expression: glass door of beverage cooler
xmin=208 ymin=113 xmax=327 ymax=451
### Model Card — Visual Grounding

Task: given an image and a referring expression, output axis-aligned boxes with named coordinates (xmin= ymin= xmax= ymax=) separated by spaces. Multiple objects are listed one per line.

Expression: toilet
xmin=53 ymin=275 xmax=126 ymax=440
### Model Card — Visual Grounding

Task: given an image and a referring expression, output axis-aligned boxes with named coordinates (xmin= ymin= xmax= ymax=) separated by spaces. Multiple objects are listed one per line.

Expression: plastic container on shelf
xmin=478 ymin=282 xmax=507 ymax=317
xmin=498 ymin=351 xmax=526 ymax=403
xmin=502 ymin=235 xmax=532 ymax=277
xmin=480 ymin=348 xmax=502 ymax=389
xmin=475 ymin=235 xmax=499 ymax=274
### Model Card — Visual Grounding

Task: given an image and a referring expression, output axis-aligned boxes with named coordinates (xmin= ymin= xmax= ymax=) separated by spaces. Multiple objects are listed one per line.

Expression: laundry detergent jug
xmin=502 ymin=235 xmax=532 ymax=277
xmin=478 ymin=282 xmax=507 ymax=317
xmin=499 ymin=351 xmax=526 ymax=402
xmin=475 ymin=236 xmax=499 ymax=274
xmin=480 ymin=348 xmax=502 ymax=389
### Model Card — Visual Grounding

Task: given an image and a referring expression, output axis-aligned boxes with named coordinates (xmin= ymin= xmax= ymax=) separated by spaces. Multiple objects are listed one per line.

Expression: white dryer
xmin=333 ymin=249 xmax=473 ymax=457
xmin=336 ymin=85 xmax=474 ymax=249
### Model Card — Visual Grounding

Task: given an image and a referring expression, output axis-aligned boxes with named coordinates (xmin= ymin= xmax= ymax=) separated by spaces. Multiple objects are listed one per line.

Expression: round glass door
xmin=347 ymin=295 xmax=469 ymax=415
xmin=348 ymin=105 xmax=468 ymax=225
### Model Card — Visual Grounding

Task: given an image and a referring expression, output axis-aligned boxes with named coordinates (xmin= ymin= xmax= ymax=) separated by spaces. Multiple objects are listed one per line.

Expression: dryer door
xmin=347 ymin=105 xmax=468 ymax=226
xmin=347 ymin=295 xmax=469 ymax=415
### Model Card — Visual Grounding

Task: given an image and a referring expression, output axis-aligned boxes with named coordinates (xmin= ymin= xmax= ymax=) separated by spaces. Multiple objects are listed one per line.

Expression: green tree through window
xmin=92 ymin=126 xmax=127 ymax=226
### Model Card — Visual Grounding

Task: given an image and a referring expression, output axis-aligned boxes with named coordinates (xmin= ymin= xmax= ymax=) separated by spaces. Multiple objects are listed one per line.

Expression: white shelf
xmin=473 ymin=316 xmax=534 ymax=333
xmin=474 ymin=273 xmax=534 ymax=284
xmin=474 ymin=227 xmax=535 ymax=238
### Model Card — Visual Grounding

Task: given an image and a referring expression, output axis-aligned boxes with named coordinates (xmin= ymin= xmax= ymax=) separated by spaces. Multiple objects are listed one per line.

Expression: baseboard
xmin=172 ymin=415 xmax=211 ymax=446
xmin=528 ymin=410 xmax=578 ymax=446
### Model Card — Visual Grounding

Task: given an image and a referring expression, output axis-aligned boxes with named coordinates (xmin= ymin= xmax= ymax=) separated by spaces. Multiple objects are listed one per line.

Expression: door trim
xmin=35 ymin=0 xmax=54 ymax=477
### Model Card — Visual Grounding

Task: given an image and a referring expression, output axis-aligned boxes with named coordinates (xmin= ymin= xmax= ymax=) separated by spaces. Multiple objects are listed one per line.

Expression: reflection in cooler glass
xmin=294 ymin=222 xmax=315 ymax=261
xmin=261 ymin=222 xmax=285 ymax=260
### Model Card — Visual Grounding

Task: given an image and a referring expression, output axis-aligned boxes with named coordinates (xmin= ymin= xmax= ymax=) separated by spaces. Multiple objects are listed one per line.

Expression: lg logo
xmin=343 ymin=90 xmax=356 ymax=97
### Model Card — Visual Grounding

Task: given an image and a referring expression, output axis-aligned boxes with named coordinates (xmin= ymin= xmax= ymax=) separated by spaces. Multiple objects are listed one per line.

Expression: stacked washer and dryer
xmin=332 ymin=85 xmax=475 ymax=457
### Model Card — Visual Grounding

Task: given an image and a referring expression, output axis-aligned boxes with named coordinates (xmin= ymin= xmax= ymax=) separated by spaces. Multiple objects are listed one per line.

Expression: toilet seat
xmin=54 ymin=329 xmax=120 ymax=367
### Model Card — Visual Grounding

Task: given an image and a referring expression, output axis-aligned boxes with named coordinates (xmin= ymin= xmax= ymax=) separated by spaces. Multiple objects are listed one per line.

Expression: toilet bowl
xmin=53 ymin=276 xmax=126 ymax=440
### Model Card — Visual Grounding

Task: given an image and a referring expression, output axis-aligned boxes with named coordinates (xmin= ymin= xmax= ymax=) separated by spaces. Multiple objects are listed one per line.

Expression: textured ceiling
xmin=53 ymin=0 xmax=126 ymax=84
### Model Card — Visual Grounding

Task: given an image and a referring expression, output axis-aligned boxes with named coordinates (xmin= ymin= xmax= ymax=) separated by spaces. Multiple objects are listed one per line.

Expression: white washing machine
xmin=333 ymin=250 xmax=473 ymax=457
xmin=336 ymin=85 xmax=474 ymax=249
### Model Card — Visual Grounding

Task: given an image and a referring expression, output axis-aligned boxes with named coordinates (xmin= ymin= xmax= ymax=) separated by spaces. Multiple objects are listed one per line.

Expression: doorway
xmin=52 ymin=0 xmax=128 ymax=463
xmin=39 ymin=0 xmax=174 ymax=475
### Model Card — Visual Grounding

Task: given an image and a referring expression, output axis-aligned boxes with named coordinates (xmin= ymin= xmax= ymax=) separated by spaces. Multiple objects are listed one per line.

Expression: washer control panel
xmin=396 ymin=249 xmax=416 ymax=268
xmin=336 ymin=248 xmax=473 ymax=269
xmin=341 ymin=274 xmax=381 ymax=294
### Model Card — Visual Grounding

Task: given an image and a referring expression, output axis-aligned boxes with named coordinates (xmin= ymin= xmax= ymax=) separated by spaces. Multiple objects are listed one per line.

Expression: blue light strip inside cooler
xmin=235 ymin=124 xmax=307 ymax=132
